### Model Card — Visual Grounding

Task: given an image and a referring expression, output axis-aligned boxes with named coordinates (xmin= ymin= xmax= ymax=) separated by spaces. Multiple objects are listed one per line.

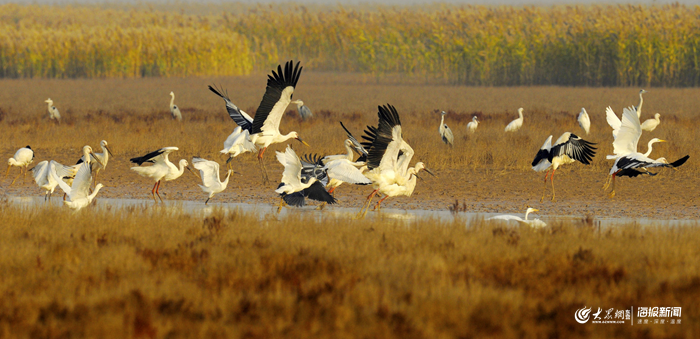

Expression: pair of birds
xmin=437 ymin=111 xmax=479 ymax=147
xmin=487 ymin=207 xmax=547 ymax=228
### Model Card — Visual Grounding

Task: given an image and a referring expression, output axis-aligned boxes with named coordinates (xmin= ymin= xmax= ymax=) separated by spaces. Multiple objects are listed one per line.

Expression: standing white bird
xmin=51 ymin=161 xmax=104 ymax=210
xmin=208 ymin=60 xmax=309 ymax=183
xmin=635 ymin=89 xmax=647 ymax=118
xmin=487 ymin=208 xmax=547 ymax=228
xmin=190 ymin=157 xmax=232 ymax=204
xmin=6 ymin=146 xmax=34 ymax=185
xmin=531 ymin=132 xmax=597 ymax=202
xmin=30 ymin=160 xmax=79 ymax=201
xmin=220 ymin=126 xmax=257 ymax=168
xmin=466 ymin=116 xmax=479 ymax=133
xmin=603 ymin=106 xmax=689 ymax=197
xmin=577 ymin=108 xmax=591 ymax=135
xmin=78 ymin=140 xmax=113 ymax=183
xmin=45 ymin=98 xmax=61 ymax=123
xmin=169 ymin=91 xmax=182 ymax=121
xmin=130 ymin=147 xmax=183 ymax=202
xmin=504 ymin=108 xmax=524 ymax=132
xmin=359 ymin=104 xmax=435 ymax=216
xmin=293 ymin=100 xmax=313 ymax=121
xmin=438 ymin=111 xmax=454 ymax=146
xmin=641 ymin=113 xmax=661 ymax=132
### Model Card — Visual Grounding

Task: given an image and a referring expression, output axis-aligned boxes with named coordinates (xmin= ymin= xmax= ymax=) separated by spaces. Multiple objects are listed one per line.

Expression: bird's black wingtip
xmin=670 ymin=155 xmax=690 ymax=168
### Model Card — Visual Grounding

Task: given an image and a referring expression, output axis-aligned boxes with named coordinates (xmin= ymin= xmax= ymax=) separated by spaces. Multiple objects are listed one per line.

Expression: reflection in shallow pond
xmin=6 ymin=196 xmax=699 ymax=227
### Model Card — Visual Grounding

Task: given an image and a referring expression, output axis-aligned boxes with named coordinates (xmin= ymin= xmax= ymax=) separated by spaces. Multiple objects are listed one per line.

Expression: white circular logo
xmin=575 ymin=306 xmax=592 ymax=324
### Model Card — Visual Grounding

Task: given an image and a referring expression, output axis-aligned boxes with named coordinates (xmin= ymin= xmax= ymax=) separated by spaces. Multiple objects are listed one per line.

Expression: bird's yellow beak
xmin=532 ymin=209 xmax=539 ymax=212
xmin=297 ymin=137 xmax=310 ymax=147
xmin=659 ymin=139 xmax=667 ymax=143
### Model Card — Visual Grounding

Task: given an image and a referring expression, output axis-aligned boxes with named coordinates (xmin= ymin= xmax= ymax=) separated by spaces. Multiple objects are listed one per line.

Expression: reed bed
xmin=3 ymin=3 xmax=700 ymax=86
xmin=0 ymin=201 xmax=698 ymax=338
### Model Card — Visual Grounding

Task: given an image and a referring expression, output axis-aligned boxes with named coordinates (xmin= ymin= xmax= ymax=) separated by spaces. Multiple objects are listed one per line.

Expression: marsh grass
xmin=0 ymin=202 xmax=698 ymax=337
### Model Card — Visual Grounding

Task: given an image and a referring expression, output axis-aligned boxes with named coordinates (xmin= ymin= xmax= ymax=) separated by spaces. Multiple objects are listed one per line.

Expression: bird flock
xmin=5 ymin=62 xmax=690 ymax=224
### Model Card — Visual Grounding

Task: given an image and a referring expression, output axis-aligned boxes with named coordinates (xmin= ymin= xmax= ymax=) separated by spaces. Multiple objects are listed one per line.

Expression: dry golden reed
xmin=2 ymin=3 xmax=700 ymax=86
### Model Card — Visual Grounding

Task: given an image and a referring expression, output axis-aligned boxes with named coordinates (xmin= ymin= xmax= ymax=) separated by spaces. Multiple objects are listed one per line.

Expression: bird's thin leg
xmin=151 ymin=181 xmax=158 ymax=202
xmin=550 ymin=169 xmax=556 ymax=202
xmin=4 ymin=165 xmax=10 ymax=177
xmin=10 ymin=170 xmax=21 ymax=186
xmin=608 ymin=172 xmax=618 ymax=198
xmin=373 ymin=195 xmax=389 ymax=211
xmin=22 ymin=166 xmax=28 ymax=183
xmin=540 ymin=169 xmax=551 ymax=203
xmin=205 ymin=197 xmax=210 ymax=205
xmin=328 ymin=186 xmax=336 ymax=194
xmin=155 ymin=181 xmax=164 ymax=203
xmin=358 ymin=189 xmax=378 ymax=217
xmin=277 ymin=198 xmax=287 ymax=213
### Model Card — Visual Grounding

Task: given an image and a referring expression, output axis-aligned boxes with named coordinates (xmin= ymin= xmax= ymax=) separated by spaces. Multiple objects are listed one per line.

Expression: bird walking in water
xmin=30 ymin=160 xmax=79 ymax=201
xmin=51 ymin=161 xmax=104 ymax=211
xmin=6 ymin=146 xmax=34 ymax=185
xmin=466 ymin=116 xmax=479 ymax=133
xmin=438 ymin=111 xmax=454 ymax=146
xmin=487 ymin=207 xmax=547 ymax=228
xmin=169 ymin=91 xmax=182 ymax=121
xmin=577 ymin=108 xmax=591 ymax=135
xmin=190 ymin=157 xmax=232 ymax=204
xmin=531 ymin=132 xmax=597 ymax=202
xmin=45 ymin=98 xmax=61 ymax=123
xmin=130 ymin=147 xmax=187 ymax=202
xmin=505 ymin=108 xmax=524 ymax=132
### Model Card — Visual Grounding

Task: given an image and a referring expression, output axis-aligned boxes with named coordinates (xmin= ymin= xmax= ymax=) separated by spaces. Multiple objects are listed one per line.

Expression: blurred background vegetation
xmin=1 ymin=3 xmax=700 ymax=86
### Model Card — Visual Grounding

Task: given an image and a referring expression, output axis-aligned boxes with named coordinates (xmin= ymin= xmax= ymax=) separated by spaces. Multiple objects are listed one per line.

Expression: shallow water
xmin=6 ymin=196 xmax=699 ymax=227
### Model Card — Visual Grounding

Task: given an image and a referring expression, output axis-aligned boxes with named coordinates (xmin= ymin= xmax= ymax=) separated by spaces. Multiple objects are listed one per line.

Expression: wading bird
xmin=438 ymin=111 xmax=454 ymax=146
xmin=531 ymin=132 xmax=597 ymax=202
xmin=275 ymin=146 xmax=336 ymax=211
xmin=220 ymin=126 xmax=257 ymax=169
xmin=358 ymin=104 xmax=434 ymax=216
xmin=487 ymin=207 xmax=547 ymax=228
xmin=641 ymin=113 xmax=661 ymax=132
xmin=30 ymin=160 xmax=79 ymax=201
xmin=6 ymin=146 xmax=34 ymax=185
xmin=208 ymin=60 xmax=309 ymax=183
xmin=602 ymin=105 xmax=689 ymax=197
xmin=466 ymin=116 xmax=479 ymax=133
xmin=635 ymin=89 xmax=647 ymax=118
xmin=169 ymin=91 xmax=182 ymax=121
xmin=51 ymin=161 xmax=104 ymax=210
xmin=294 ymin=100 xmax=313 ymax=120
xmin=578 ymin=108 xmax=590 ymax=135
xmin=130 ymin=147 xmax=185 ymax=202
xmin=77 ymin=140 xmax=113 ymax=182
xmin=505 ymin=108 xmax=524 ymax=132
xmin=190 ymin=157 xmax=232 ymax=204
xmin=45 ymin=98 xmax=61 ymax=123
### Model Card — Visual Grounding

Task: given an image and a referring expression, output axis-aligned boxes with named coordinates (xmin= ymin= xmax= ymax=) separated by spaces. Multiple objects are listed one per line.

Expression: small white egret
xmin=45 ymin=98 xmax=61 ymax=123
xmin=577 ymin=108 xmax=591 ymax=135
xmin=130 ymin=147 xmax=182 ymax=202
xmin=51 ymin=161 xmax=104 ymax=210
xmin=531 ymin=132 xmax=597 ymax=201
xmin=438 ymin=111 xmax=454 ymax=146
xmin=487 ymin=208 xmax=547 ymax=228
xmin=30 ymin=160 xmax=79 ymax=201
xmin=169 ymin=91 xmax=182 ymax=121
xmin=641 ymin=113 xmax=661 ymax=132
xmin=466 ymin=116 xmax=479 ymax=133
xmin=190 ymin=157 xmax=232 ymax=204
xmin=292 ymin=100 xmax=313 ymax=120
xmin=6 ymin=146 xmax=34 ymax=185
xmin=504 ymin=108 xmax=524 ymax=132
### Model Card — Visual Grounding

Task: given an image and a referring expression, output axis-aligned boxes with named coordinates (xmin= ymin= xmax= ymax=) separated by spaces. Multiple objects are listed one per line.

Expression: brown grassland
xmin=1 ymin=75 xmax=700 ymax=337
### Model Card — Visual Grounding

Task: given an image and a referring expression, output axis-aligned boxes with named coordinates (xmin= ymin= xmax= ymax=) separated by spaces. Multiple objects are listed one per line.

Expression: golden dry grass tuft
xmin=0 ymin=202 xmax=698 ymax=337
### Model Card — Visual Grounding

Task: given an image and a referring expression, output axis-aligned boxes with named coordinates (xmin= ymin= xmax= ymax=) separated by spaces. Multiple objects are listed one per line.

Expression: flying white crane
xmin=466 ymin=116 xmax=479 ymax=133
xmin=635 ymin=89 xmax=647 ymax=118
xmin=45 ymin=98 xmax=61 ymax=123
xmin=208 ymin=60 xmax=309 ymax=183
xmin=293 ymin=100 xmax=313 ymax=121
xmin=51 ymin=160 xmax=104 ymax=210
xmin=577 ymin=108 xmax=591 ymax=135
xmin=190 ymin=157 xmax=232 ymax=204
xmin=30 ymin=160 xmax=79 ymax=201
xmin=602 ymin=106 xmax=689 ymax=197
xmin=487 ymin=208 xmax=547 ymax=228
xmin=275 ymin=145 xmax=336 ymax=212
xmin=220 ymin=126 xmax=257 ymax=168
xmin=6 ymin=146 xmax=34 ymax=185
xmin=130 ymin=147 xmax=185 ymax=202
xmin=358 ymin=104 xmax=434 ymax=216
xmin=504 ymin=108 xmax=524 ymax=132
xmin=169 ymin=91 xmax=182 ymax=121
xmin=438 ymin=111 xmax=454 ymax=146
xmin=641 ymin=113 xmax=661 ymax=132
xmin=77 ymin=140 xmax=113 ymax=182
xmin=531 ymin=132 xmax=597 ymax=202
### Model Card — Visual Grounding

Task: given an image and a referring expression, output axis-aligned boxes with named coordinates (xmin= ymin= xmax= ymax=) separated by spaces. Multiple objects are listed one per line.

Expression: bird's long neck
xmin=177 ymin=162 xmax=187 ymax=176
xmin=101 ymin=147 xmax=109 ymax=163
xmin=440 ymin=115 xmax=445 ymax=128
xmin=88 ymin=186 xmax=102 ymax=202
xmin=644 ymin=140 xmax=657 ymax=157
xmin=8 ymin=159 xmax=18 ymax=166
xmin=519 ymin=110 xmax=523 ymax=119
xmin=638 ymin=92 xmax=644 ymax=115
xmin=404 ymin=175 xmax=418 ymax=196
xmin=222 ymin=171 xmax=232 ymax=186
xmin=170 ymin=94 xmax=175 ymax=107
xmin=47 ymin=102 xmax=52 ymax=109
xmin=344 ymin=142 xmax=354 ymax=160
xmin=525 ymin=210 xmax=531 ymax=220
xmin=279 ymin=132 xmax=298 ymax=143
